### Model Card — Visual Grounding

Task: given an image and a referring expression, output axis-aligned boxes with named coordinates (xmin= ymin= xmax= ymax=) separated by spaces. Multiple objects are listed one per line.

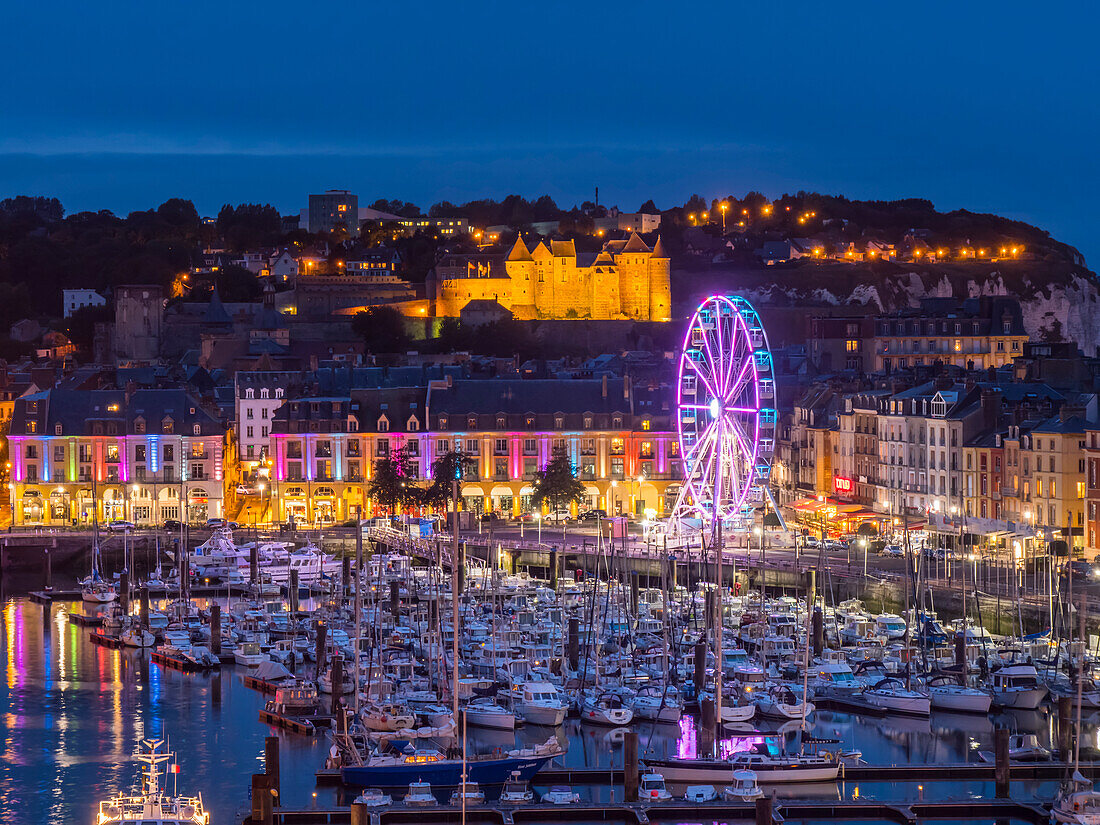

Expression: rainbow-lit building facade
xmin=7 ymin=389 xmax=225 ymax=526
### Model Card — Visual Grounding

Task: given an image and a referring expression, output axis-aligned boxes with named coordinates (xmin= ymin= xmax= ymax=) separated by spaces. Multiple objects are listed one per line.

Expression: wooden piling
xmin=139 ymin=585 xmax=149 ymax=628
xmin=623 ymin=730 xmax=639 ymax=802
xmin=250 ymin=545 xmax=258 ymax=585
xmin=210 ymin=604 xmax=221 ymax=656
xmin=994 ymin=726 xmax=1010 ymax=798
xmin=251 ymin=773 xmax=273 ymax=825
xmin=342 ymin=555 xmax=351 ymax=603
xmin=289 ymin=568 xmax=299 ymax=614
xmin=568 ymin=616 xmax=579 ymax=672
xmin=330 ymin=655 xmax=343 ymax=717
xmin=265 ymin=735 xmax=280 ymax=806
xmin=549 ymin=549 xmax=558 ymax=590
xmin=119 ymin=571 xmax=129 ymax=613
xmin=315 ymin=621 xmax=327 ymax=672
xmin=693 ymin=641 xmax=706 ymax=694
xmin=812 ymin=607 xmax=824 ymax=656
xmin=389 ymin=580 xmax=399 ymax=618
xmin=1059 ymin=695 xmax=1074 ymax=756
xmin=44 ymin=542 xmax=53 ymax=591
xmin=755 ymin=792 xmax=773 ymax=825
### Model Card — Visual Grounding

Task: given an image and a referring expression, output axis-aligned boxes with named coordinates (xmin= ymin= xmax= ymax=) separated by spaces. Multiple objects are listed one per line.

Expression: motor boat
xmin=511 ymin=681 xmax=568 ymax=726
xmin=978 ymin=734 xmax=1052 ymax=763
xmin=95 ymin=737 xmax=208 ymax=824
xmin=120 ymin=623 xmax=156 ymax=649
xmin=403 ymin=780 xmax=438 ymax=806
xmin=580 ymin=690 xmax=633 ymax=726
xmin=683 ymin=784 xmax=718 ymax=802
xmin=722 ymin=769 xmax=765 ymax=801
xmin=542 ymin=786 xmax=581 ymax=804
xmin=874 ymin=613 xmax=907 ymax=640
xmin=639 ymin=772 xmax=673 ymax=801
xmin=646 ymin=737 xmax=839 ymax=784
xmin=449 ymin=780 xmax=485 ymax=805
xmin=352 ymin=788 xmax=393 ymax=807
xmin=233 ymin=641 xmax=269 ymax=667
xmin=989 ymin=664 xmax=1049 ymax=710
xmin=810 ymin=661 xmax=863 ymax=699
xmin=462 ymin=697 xmax=515 ymax=730
xmin=499 ymin=771 xmax=534 ymax=804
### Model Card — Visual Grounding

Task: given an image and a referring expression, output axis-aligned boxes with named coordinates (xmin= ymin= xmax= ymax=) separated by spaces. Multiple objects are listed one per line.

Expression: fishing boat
xmin=96 ymin=737 xmax=209 ymax=824
xmin=639 ymin=772 xmax=673 ymax=801
xmin=449 ymin=780 xmax=485 ymax=805
xmin=722 ymin=769 xmax=765 ymax=801
xmin=403 ymin=780 xmax=438 ymax=806
xmin=337 ymin=737 xmax=562 ymax=789
xmin=499 ymin=771 xmax=534 ymax=804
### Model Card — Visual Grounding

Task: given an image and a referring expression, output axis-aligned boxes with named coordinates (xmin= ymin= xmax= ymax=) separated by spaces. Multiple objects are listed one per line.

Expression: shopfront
xmin=187 ymin=487 xmax=209 ymax=523
xmin=21 ymin=489 xmax=43 ymax=524
xmin=49 ymin=489 xmax=70 ymax=523
xmin=102 ymin=488 xmax=125 ymax=522
xmin=283 ymin=486 xmax=307 ymax=524
xmin=461 ymin=485 xmax=484 ymax=516
xmin=313 ymin=486 xmax=337 ymax=524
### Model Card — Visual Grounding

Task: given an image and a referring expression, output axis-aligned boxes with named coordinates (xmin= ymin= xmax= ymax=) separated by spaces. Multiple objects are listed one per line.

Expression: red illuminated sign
xmin=833 ymin=476 xmax=853 ymax=494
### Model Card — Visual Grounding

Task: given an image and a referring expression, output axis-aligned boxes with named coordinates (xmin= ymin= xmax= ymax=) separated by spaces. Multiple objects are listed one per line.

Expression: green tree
xmin=368 ymin=446 xmax=415 ymax=513
xmin=532 ymin=448 xmax=586 ymax=544
xmin=423 ymin=450 xmax=474 ymax=512
xmin=352 ymin=306 xmax=412 ymax=353
xmin=64 ymin=303 xmax=113 ymax=352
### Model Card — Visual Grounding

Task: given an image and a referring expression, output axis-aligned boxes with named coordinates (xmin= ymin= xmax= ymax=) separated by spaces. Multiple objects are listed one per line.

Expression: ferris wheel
xmin=669 ymin=295 xmax=777 ymax=529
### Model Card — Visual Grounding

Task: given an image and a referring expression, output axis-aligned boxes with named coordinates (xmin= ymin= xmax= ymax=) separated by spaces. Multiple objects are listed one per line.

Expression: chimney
xmin=602 ymin=375 xmax=608 ymax=398
xmin=623 ymin=375 xmax=631 ymax=401
xmin=310 ymin=354 xmax=319 ymax=371
xmin=124 ymin=379 xmax=138 ymax=406
xmin=980 ymin=388 xmax=1001 ymax=430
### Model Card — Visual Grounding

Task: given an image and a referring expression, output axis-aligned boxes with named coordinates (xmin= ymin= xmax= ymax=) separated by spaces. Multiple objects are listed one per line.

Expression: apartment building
xmin=7 ymin=389 xmax=225 ymax=526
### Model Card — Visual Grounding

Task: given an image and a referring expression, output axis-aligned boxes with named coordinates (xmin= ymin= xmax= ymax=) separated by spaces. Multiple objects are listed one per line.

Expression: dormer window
xmin=439 ymin=417 xmax=448 ymax=430
xmin=526 ymin=416 xmax=535 ymax=428
xmin=408 ymin=416 xmax=420 ymax=432
xmin=496 ymin=416 xmax=506 ymax=430
xmin=348 ymin=416 xmax=359 ymax=433
xmin=260 ymin=388 xmax=270 ymax=399
xmin=245 ymin=388 xmax=254 ymax=399
xmin=584 ymin=416 xmax=593 ymax=429
xmin=162 ymin=417 xmax=174 ymax=434
xmin=378 ymin=416 xmax=390 ymax=433
xmin=554 ymin=416 xmax=564 ymax=429
xmin=612 ymin=416 xmax=623 ymax=428
xmin=193 ymin=424 xmax=201 ymax=435
xmin=468 ymin=416 xmax=477 ymax=428
xmin=134 ymin=417 xmax=145 ymax=435
xmin=275 ymin=388 xmax=283 ymax=398
xmin=54 ymin=423 xmax=62 ymax=435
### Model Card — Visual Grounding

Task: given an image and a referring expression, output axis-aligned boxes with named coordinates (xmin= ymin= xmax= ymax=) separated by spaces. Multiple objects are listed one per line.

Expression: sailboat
xmin=81 ymin=501 xmax=117 ymax=603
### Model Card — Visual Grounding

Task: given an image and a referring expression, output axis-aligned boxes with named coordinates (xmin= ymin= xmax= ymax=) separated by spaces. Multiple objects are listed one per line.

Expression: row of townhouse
xmin=263 ymin=376 xmax=681 ymax=525
xmin=6 ymin=389 xmax=226 ymax=526
xmin=776 ymin=376 xmax=1099 ymax=555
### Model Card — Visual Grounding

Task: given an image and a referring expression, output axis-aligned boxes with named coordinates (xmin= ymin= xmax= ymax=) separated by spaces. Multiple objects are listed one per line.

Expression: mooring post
xmin=624 ymin=729 xmax=639 ymax=802
xmin=994 ymin=726 xmax=1010 ymax=798
xmin=210 ymin=603 xmax=221 ymax=656
xmin=568 ymin=616 xmax=579 ymax=672
xmin=756 ymin=792 xmax=774 ymax=825
xmin=330 ymin=654 xmax=343 ymax=717
xmin=342 ymin=555 xmax=351 ymax=603
xmin=139 ymin=585 xmax=149 ymax=628
xmin=250 ymin=544 xmax=258 ymax=585
xmin=1058 ymin=695 xmax=1074 ymax=756
xmin=265 ymin=735 xmax=280 ymax=806
xmin=812 ymin=606 xmax=824 ymax=656
xmin=119 ymin=570 xmax=129 ymax=614
xmin=693 ymin=641 xmax=706 ymax=697
xmin=314 ymin=620 xmax=327 ymax=676
xmin=549 ymin=548 xmax=558 ymax=590
xmin=44 ymin=541 xmax=54 ymax=591
xmin=251 ymin=773 xmax=272 ymax=824
xmin=350 ymin=802 xmax=369 ymax=825
xmin=389 ymin=580 xmax=399 ymax=618
xmin=288 ymin=568 xmax=299 ymax=614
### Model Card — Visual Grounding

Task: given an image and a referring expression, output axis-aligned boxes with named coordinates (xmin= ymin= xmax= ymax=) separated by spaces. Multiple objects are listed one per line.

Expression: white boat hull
xmin=517 ymin=704 xmax=567 ymax=727
xmin=866 ymin=691 xmax=931 ymax=716
xmin=463 ymin=708 xmax=515 ymax=730
xmin=991 ymin=686 xmax=1048 ymax=710
xmin=929 ymin=687 xmax=992 ymax=714
xmin=650 ymin=757 xmax=838 ymax=784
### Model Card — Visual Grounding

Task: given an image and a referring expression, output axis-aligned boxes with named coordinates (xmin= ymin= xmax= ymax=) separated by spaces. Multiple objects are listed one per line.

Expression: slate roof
xmin=10 ymin=388 xmax=222 ymax=436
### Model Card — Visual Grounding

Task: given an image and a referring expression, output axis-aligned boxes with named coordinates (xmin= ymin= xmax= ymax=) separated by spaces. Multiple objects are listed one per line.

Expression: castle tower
xmin=648 ymin=236 xmax=672 ymax=322
xmin=616 ymin=232 xmax=652 ymax=319
xmin=589 ymin=251 xmax=620 ymax=319
xmin=505 ymin=235 xmax=536 ymax=317
xmin=531 ymin=241 xmax=552 ymax=317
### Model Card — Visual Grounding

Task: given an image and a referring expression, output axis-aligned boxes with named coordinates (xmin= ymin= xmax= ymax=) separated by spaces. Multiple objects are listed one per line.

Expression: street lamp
xmin=719 ymin=202 xmax=728 ymax=231
xmin=611 ymin=480 xmax=618 ymax=515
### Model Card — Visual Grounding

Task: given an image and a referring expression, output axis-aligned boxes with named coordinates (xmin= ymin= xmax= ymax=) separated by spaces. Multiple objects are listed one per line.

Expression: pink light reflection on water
xmin=675 ymin=714 xmax=764 ymax=759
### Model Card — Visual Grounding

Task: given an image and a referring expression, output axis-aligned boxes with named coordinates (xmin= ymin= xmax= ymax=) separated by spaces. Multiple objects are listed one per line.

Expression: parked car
xmin=577 ymin=509 xmax=608 ymax=521
xmin=161 ymin=519 xmax=182 ymax=532
xmin=479 ymin=512 xmax=503 ymax=523
xmin=108 ymin=520 xmax=135 ymax=532
xmin=1062 ymin=560 xmax=1099 ymax=583
xmin=544 ymin=509 xmax=572 ymax=524
xmin=205 ymin=518 xmax=227 ymax=529
xmin=227 ymin=521 xmax=239 ymax=529
xmin=879 ymin=544 xmax=903 ymax=558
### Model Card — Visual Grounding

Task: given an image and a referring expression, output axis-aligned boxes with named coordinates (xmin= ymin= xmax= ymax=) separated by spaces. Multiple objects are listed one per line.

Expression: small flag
xmin=170 ymin=764 xmax=181 ymax=774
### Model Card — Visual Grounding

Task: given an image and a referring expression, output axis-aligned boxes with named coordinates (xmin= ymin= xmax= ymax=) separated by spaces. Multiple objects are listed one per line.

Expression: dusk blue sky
xmin=2 ymin=1 xmax=1098 ymax=265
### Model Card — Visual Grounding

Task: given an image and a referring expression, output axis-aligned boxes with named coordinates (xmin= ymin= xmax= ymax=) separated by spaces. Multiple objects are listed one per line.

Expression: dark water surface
xmin=0 ymin=596 xmax=1085 ymax=823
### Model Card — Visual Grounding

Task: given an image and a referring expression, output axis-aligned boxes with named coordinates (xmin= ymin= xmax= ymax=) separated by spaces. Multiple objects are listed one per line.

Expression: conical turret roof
xmin=650 ymin=236 xmax=668 ymax=258
xmin=621 ymin=232 xmax=651 ymax=253
xmin=202 ymin=287 xmax=232 ymax=326
xmin=506 ymin=235 xmax=534 ymax=262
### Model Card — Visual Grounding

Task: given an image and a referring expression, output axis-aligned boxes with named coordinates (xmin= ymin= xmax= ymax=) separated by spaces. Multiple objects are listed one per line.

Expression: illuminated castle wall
xmin=432 ymin=233 xmax=671 ymax=321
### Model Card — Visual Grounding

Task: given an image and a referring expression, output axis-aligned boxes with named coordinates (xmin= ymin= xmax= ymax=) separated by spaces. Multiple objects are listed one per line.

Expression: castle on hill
xmin=428 ymin=232 xmax=671 ymax=321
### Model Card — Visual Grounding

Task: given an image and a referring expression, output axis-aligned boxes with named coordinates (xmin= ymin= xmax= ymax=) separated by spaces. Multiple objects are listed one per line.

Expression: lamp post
xmin=535 ymin=513 xmax=541 ymax=546
xmin=611 ymin=480 xmax=618 ymax=515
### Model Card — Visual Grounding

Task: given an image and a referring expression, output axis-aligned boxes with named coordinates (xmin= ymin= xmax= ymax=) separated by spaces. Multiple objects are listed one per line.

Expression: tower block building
xmin=432 ymin=232 xmax=671 ymax=321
